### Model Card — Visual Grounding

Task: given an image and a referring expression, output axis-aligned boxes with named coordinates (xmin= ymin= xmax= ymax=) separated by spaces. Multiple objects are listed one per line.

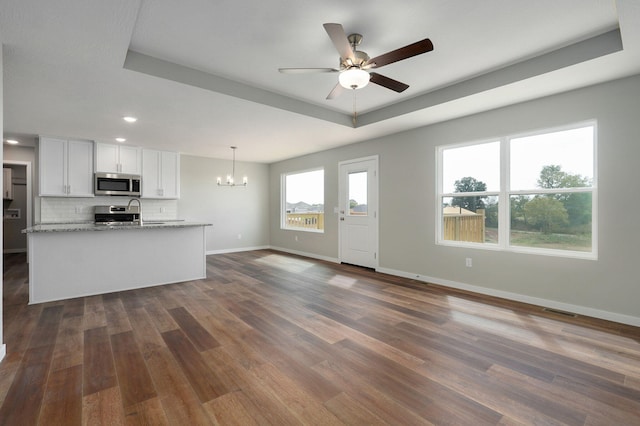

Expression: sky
xmin=442 ymin=125 xmax=594 ymax=193
xmin=286 ymin=169 xmax=324 ymax=205
xmin=286 ymin=169 xmax=368 ymax=206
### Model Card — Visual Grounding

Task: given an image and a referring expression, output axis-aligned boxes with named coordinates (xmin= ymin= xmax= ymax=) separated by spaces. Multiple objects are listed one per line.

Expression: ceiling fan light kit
xmin=339 ymin=68 xmax=370 ymax=89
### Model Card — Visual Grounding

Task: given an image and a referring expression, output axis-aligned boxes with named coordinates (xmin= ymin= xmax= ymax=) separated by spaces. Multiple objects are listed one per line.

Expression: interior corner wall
xmin=269 ymin=74 xmax=640 ymax=325
xmin=178 ymin=154 xmax=270 ymax=253
xmin=1 ymin=43 xmax=6 ymax=359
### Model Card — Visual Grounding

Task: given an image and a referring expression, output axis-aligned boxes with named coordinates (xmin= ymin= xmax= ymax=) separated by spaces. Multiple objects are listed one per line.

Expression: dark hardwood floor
xmin=1 ymin=250 xmax=639 ymax=425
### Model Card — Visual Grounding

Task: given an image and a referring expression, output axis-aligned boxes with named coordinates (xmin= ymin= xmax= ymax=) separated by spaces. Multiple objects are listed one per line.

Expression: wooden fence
xmin=443 ymin=209 xmax=485 ymax=243
xmin=286 ymin=212 xmax=324 ymax=230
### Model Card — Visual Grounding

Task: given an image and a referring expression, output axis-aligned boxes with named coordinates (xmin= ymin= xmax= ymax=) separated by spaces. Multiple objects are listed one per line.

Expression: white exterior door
xmin=339 ymin=156 xmax=378 ymax=268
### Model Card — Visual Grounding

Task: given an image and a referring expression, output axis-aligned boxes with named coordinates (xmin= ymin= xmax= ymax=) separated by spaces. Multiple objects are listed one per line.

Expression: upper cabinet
xmin=39 ymin=137 xmax=94 ymax=197
xmin=141 ymin=149 xmax=180 ymax=199
xmin=95 ymin=143 xmax=141 ymax=175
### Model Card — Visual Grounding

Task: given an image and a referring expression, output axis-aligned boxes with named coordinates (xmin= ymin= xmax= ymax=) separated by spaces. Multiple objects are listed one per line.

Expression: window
xmin=282 ymin=168 xmax=324 ymax=232
xmin=437 ymin=122 xmax=596 ymax=258
xmin=348 ymin=171 xmax=368 ymax=216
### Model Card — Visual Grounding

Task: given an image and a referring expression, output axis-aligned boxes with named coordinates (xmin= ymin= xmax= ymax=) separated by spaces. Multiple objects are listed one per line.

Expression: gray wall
xmin=178 ymin=154 xmax=270 ymax=253
xmin=269 ymin=74 xmax=640 ymax=325
xmin=1 ymin=44 xmax=5 ymax=354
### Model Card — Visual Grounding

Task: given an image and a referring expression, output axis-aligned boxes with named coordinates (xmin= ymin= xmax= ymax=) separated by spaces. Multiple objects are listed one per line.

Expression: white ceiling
xmin=2 ymin=0 xmax=640 ymax=163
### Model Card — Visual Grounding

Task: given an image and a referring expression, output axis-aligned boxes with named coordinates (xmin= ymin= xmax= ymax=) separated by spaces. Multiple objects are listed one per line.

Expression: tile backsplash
xmin=40 ymin=197 xmax=178 ymax=223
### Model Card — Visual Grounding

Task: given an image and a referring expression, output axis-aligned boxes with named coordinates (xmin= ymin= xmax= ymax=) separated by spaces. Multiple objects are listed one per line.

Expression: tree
xmin=524 ymin=196 xmax=568 ymax=233
xmin=510 ymin=195 xmax=530 ymax=229
xmin=537 ymin=165 xmax=590 ymax=189
xmin=452 ymin=177 xmax=487 ymax=212
xmin=537 ymin=165 xmax=591 ymax=227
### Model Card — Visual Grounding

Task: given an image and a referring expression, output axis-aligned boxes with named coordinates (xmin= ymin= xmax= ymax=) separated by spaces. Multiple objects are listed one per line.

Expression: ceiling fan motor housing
xmin=340 ymin=51 xmax=370 ymax=70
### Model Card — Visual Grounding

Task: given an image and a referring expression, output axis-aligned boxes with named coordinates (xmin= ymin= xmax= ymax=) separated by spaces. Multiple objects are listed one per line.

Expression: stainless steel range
xmin=94 ymin=205 xmax=140 ymax=226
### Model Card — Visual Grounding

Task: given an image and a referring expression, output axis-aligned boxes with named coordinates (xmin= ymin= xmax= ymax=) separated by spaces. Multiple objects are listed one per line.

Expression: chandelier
xmin=217 ymin=146 xmax=247 ymax=186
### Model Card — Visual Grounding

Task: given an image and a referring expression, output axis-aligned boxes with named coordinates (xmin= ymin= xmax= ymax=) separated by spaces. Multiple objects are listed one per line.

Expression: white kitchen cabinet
xmin=95 ymin=142 xmax=141 ymax=174
xmin=39 ymin=137 xmax=94 ymax=197
xmin=141 ymin=149 xmax=180 ymax=199
xmin=3 ymin=168 xmax=13 ymax=200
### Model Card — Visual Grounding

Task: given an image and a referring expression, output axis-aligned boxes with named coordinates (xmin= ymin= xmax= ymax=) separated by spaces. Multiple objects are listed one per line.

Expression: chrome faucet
xmin=127 ymin=198 xmax=143 ymax=226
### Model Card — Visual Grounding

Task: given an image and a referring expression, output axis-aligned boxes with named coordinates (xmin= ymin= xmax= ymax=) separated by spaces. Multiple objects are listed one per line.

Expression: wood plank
xmin=249 ymin=362 xmax=343 ymax=425
xmin=83 ymin=295 xmax=107 ymax=330
xmin=82 ymin=386 xmax=126 ymax=426
xmin=29 ymin=305 xmax=64 ymax=349
xmin=203 ymin=391 xmax=261 ymax=426
xmin=324 ymin=391 xmax=388 ymax=425
xmin=110 ymin=331 xmax=157 ymax=408
xmin=38 ymin=365 xmax=83 ymax=425
xmin=312 ymin=359 xmax=434 ymax=426
xmin=142 ymin=296 xmax=179 ymax=333
xmin=143 ymin=347 xmax=213 ymax=425
xmin=168 ymin=306 xmax=220 ymax=351
xmin=161 ymin=329 xmax=229 ymax=403
xmin=0 ymin=345 xmax=54 ymax=425
xmin=124 ymin=397 xmax=170 ymax=426
xmin=51 ymin=315 xmax=84 ymax=372
xmin=104 ymin=297 xmax=133 ymax=335
xmin=83 ymin=326 xmax=117 ymax=396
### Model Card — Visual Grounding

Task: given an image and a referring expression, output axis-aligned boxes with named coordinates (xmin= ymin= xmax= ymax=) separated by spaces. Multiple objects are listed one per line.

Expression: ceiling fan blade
xmin=366 ymin=38 xmax=433 ymax=68
xmin=323 ymin=23 xmax=355 ymax=61
xmin=279 ymin=68 xmax=339 ymax=74
xmin=369 ymin=72 xmax=409 ymax=93
xmin=326 ymin=82 xmax=344 ymax=100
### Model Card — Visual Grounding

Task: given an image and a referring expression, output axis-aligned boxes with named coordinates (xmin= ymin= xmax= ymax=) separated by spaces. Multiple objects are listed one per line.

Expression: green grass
xmin=482 ymin=227 xmax=591 ymax=251
xmin=509 ymin=230 xmax=591 ymax=251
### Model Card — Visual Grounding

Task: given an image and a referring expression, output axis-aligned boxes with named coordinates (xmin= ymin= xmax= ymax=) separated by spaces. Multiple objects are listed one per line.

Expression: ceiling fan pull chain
xmin=352 ymin=90 xmax=357 ymax=127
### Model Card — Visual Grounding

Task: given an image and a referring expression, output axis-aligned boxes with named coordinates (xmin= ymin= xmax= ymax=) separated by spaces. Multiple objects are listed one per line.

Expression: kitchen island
xmin=23 ymin=222 xmax=211 ymax=304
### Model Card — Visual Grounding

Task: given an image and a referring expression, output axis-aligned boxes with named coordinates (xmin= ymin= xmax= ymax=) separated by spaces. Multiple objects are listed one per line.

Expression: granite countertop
xmin=23 ymin=221 xmax=212 ymax=233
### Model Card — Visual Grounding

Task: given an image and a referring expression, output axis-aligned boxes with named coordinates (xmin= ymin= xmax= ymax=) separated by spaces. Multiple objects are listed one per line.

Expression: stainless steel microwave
xmin=94 ymin=172 xmax=141 ymax=196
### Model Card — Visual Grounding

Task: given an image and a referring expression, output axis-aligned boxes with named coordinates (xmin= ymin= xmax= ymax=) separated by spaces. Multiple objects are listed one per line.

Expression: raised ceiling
xmin=2 ymin=0 xmax=639 ymax=163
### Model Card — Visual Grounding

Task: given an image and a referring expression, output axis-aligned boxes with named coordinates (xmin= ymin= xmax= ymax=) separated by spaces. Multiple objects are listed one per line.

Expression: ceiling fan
xmin=279 ymin=23 xmax=434 ymax=100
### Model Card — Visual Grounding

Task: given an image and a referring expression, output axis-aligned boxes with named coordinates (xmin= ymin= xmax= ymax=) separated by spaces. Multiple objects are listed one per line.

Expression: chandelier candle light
xmin=217 ymin=146 xmax=248 ymax=187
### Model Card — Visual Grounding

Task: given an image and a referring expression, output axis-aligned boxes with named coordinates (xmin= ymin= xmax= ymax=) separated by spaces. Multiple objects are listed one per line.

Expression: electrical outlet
xmin=237 ymin=233 xmax=242 ymax=240
xmin=465 ymin=258 xmax=472 ymax=267
xmin=295 ymin=235 xmax=298 ymax=242
xmin=160 ymin=207 xmax=166 ymax=213
xmin=75 ymin=206 xmax=82 ymax=214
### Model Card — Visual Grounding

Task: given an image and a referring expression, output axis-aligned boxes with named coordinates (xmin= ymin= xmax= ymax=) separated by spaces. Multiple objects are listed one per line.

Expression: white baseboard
xmin=206 ymin=245 xmax=270 ymax=255
xmin=268 ymin=246 xmax=339 ymax=264
xmin=377 ymin=266 xmax=640 ymax=327
xmin=0 ymin=344 xmax=5 ymax=363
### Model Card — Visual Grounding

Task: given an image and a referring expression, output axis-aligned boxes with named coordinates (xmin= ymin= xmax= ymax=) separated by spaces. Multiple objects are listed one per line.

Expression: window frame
xmin=281 ymin=167 xmax=325 ymax=233
xmin=436 ymin=121 xmax=597 ymax=259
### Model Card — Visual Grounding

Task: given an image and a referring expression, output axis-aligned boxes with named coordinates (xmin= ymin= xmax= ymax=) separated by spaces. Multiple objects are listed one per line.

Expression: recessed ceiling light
xmin=5 ymin=139 xmax=19 ymax=145
xmin=115 ymin=138 xmax=126 ymax=142
xmin=123 ymin=116 xmax=137 ymax=123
